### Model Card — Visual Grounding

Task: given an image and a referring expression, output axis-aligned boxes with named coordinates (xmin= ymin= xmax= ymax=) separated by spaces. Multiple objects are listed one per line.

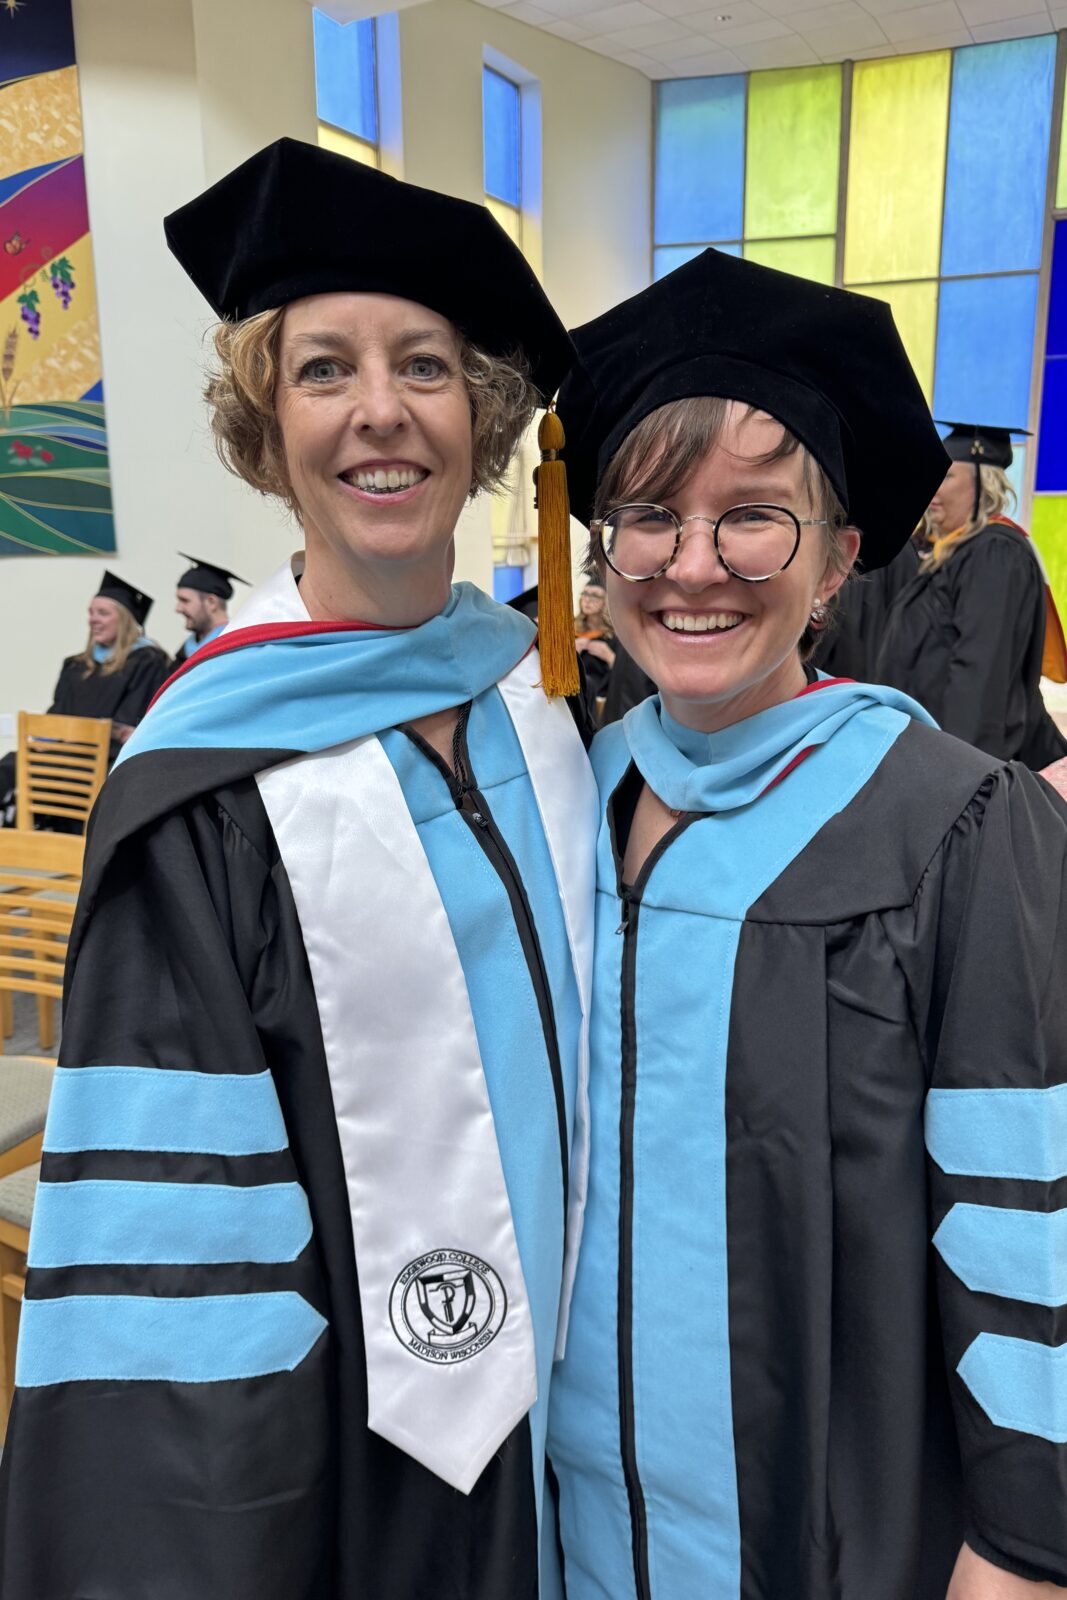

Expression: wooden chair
xmin=0 ymin=1161 xmax=38 ymax=1439
xmin=0 ymin=833 xmax=83 ymax=1052
xmin=15 ymin=710 xmax=110 ymax=833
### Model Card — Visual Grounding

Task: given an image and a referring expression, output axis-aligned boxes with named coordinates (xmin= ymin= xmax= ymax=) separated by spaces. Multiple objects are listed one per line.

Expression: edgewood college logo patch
xmin=390 ymin=1248 xmax=507 ymax=1364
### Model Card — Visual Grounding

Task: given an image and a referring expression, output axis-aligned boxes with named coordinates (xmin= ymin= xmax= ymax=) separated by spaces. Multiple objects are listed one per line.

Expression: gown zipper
xmin=613 ymin=786 xmax=700 ymax=1600
xmin=402 ymin=702 xmax=569 ymax=1223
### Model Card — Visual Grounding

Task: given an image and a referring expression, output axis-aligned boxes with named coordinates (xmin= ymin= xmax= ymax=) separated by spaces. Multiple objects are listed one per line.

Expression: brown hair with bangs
xmin=589 ymin=396 xmax=855 ymax=660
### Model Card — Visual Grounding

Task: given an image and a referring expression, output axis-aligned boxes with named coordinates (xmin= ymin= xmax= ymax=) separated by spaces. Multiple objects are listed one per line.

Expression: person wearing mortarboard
xmin=542 ymin=249 xmax=1067 ymax=1600
xmin=171 ymin=552 xmax=250 ymax=670
xmin=0 ymin=571 xmax=170 ymax=825
xmin=0 ymin=139 xmax=597 ymax=1599
xmin=876 ymin=422 xmax=1067 ymax=770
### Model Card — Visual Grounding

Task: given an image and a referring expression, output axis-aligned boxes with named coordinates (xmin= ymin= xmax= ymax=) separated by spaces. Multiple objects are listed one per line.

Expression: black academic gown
xmin=814 ymin=539 xmax=919 ymax=681
xmin=49 ymin=646 xmax=171 ymax=763
xmin=876 ymin=522 xmax=1067 ymax=768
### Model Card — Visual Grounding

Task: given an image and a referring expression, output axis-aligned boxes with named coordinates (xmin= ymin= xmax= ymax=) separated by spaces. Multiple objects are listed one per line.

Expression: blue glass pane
xmin=933 ymin=274 xmax=1039 ymax=429
xmin=654 ymin=77 xmax=745 ymax=246
xmin=313 ymin=11 xmax=377 ymax=144
xmin=1006 ymin=442 xmax=1026 ymax=510
xmin=941 ymin=38 xmax=1055 ymax=277
xmin=1037 ymin=361 xmax=1067 ymax=492
xmin=483 ymin=68 xmax=521 ymax=208
xmin=653 ymin=243 xmax=740 ymax=280
xmin=492 ymin=566 xmax=525 ymax=603
xmin=1047 ymin=219 xmax=1067 ymax=359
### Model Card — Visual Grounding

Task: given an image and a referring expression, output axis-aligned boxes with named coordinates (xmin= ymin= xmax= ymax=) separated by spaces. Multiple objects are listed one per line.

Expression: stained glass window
xmin=941 ymin=38 xmax=1055 ymax=279
xmin=843 ymin=53 xmax=951 ymax=285
xmin=483 ymin=67 xmax=521 ymax=209
xmin=1032 ymin=495 xmax=1067 ymax=616
xmin=1037 ymin=220 xmax=1067 ymax=493
xmin=744 ymin=66 xmax=841 ymax=241
xmin=933 ymin=274 xmax=1039 ymax=427
xmin=313 ymin=11 xmax=377 ymax=148
xmin=743 ymin=237 xmax=835 ymax=285
xmin=854 ymin=282 xmax=938 ymax=401
xmin=655 ymin=77 xmax=745 ymax=246
xmin=654 ymin=243 xmax=737 ymax=280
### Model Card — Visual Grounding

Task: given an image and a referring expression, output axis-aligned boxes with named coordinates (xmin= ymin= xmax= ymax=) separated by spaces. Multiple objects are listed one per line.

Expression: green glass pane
xmin=1058 ymin=98 xmax=1067 ymax=211
xmin=853 ymin=281 xmax=938 ymax=401
xmin=745 ymin=66 xmax=842 ymax=241
xmin=1032 ymin=495 xmax=1067 ymax=624
xmin=844 ymin=53 xmax=951 ymax=285
xmin=742 ymin=237 xmax=836 ymax=285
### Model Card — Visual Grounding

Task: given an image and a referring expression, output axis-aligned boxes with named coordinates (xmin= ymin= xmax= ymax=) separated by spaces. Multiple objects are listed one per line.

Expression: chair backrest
xmin=0 ymin=832 xmax=83 ymax=1004
xmin=15 ymin=711 xmax=111 ymax=832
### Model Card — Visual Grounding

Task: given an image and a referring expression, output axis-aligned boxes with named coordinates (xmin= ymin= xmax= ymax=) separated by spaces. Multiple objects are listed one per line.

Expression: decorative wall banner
xmin=0 ymin=0 xmax=115 ymax=556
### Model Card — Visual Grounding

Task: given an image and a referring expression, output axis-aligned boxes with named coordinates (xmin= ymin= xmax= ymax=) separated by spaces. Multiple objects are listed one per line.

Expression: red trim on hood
xmin=149 ymin=618 xmax=400 ymax=710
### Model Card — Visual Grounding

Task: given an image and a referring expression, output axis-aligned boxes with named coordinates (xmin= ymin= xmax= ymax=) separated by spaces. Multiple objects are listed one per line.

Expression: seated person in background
xmin=876 ymin=422 xmax=1067 ymax=769
xmin=172 ymin=552 xmax=249 ymax=669
xmin=573 ymin=580 xmax=616 ymax=705
xmin=0 ymin=571 xmax=170 ymax=823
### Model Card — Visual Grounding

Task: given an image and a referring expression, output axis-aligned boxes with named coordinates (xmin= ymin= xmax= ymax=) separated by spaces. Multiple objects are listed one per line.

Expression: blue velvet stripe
xmin=28 ymin=1181 xmax=312 ymax=1268
xmin=16 ymin=1293 xmax=327 ymax=1388
xmin=925 ymin=1084 xmax=1067 ymax=1181
xmin=934 ymin=1203 xmax=1067 ymax=1306
xmin=957 ymin=1333 xmax=1067 ymax=1443
xmin=44 ymin=1067 xmax=289 ymax=1156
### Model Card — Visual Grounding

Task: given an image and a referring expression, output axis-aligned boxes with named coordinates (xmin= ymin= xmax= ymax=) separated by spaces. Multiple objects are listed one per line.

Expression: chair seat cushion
xmin=0 ymin=1059 xmax=54 ymax=1153
xmin=0 ymin=1161 xmax=38 ymax=1231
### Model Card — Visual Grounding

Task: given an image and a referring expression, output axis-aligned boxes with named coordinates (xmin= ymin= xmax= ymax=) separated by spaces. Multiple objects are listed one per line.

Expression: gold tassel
xmin=536 ymin=405 xmax=579 ymax=699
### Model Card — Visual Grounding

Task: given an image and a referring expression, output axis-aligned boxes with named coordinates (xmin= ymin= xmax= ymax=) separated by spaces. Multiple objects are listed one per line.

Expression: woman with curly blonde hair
xmin=877 ymin=422 xmax=1067 ymax=767
xmin=0 ymin=139 xmax=596 ymax=1600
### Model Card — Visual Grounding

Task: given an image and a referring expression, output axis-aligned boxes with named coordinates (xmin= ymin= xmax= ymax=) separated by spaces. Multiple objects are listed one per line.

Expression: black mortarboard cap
xmin=177 ymin=553 xmax=250 ymax=601
xmin=936 ymin=421 xmax=1031 ymax=470
xmin=558 ymin=248 xmax=949 ymax=570
xmin=97 ymin=571 xmax=152 ymax=626
xmin=164 ymin=138 xmax=574 ymax=402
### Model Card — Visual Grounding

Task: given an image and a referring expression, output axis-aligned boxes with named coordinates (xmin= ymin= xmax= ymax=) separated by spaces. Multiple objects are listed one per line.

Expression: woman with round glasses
xmin=547 ymin=249 xmax=1067 ymax=1600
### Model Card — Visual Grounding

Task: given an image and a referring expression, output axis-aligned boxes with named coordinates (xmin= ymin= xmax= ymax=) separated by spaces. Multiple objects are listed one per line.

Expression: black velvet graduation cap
xmin=97 ymin=571 xmax=152 ymax=626
xmin=164 ymin=138 xmax=574 ymax=401
xmin=558 ymin=248 xmax=949 ymax=571
xmin=177 ymin=553 xmax=249 ymax=600
xmin=937 ymin=421 xmax=1031 ymax=470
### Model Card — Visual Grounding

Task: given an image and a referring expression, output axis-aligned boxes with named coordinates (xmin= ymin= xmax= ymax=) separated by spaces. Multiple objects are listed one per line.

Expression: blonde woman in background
xmin=877 ymin=423 xmax=1067 ymax=768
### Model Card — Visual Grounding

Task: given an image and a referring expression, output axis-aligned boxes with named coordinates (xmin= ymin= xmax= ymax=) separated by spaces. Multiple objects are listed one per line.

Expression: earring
xmin=809 ymin=598 xmax=828 ymax=629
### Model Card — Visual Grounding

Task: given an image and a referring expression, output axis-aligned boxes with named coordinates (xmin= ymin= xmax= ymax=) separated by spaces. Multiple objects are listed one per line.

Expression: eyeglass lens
xmin=602 ymin=503 xmax=800 ymax=582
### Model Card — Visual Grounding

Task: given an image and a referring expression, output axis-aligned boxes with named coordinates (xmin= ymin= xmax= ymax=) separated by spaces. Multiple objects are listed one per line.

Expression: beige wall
xmin=1 ymin=0 xmax=651 ymax=719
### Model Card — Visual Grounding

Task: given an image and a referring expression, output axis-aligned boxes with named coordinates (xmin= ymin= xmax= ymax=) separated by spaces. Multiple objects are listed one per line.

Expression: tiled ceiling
xmin=475 ymin=0 xmax=1064 ymax=77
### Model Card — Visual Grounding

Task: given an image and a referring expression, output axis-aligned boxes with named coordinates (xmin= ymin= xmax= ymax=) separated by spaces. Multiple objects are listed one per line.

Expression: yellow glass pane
xmin=743 ymin=237 xmax=835 ymax=285
xmin=843 ymin=53 xmax=951 ymax=285
xmin=317 ymin=121 xmax=378 ymax=168
xmin=745 ymin=66 xmax=842 ymax=241
xmin=1058 ymin=100 xmax=1067 ymax=210
xmin=1032 ymin=495 xmax=1067 ymax=625
xmin=486 ymin=196 xmax=522 ymax=247
xmin=853 ymin=281 xmax=938 ymax=401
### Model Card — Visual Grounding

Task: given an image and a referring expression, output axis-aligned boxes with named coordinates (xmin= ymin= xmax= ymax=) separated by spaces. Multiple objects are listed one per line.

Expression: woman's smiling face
xmin=603 ymin=402 xmax=858 ymax=733
xmin=275 ymin=292 xmax=473 ymax=603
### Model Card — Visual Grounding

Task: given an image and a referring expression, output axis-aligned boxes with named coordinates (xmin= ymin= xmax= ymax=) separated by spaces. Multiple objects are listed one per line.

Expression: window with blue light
xmin=483 ymin=67 xmax=521 ymax=209
xmin=314 ymin=10 xmax=378 ymax=146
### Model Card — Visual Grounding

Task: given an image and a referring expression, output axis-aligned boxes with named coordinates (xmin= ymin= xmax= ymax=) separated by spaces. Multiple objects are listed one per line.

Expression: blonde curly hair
xmin=204 ymin=307 xmax=535 ymax=517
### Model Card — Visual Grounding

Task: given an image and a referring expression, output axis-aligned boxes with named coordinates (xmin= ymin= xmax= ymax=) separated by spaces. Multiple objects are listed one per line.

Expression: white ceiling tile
xmin=652 ymin=0 xmax=747 ymax=17
xmin=618 ymin=47 xmax=681 ymax=69
xmin=1050 ymin=1 xmax=1067 ymax=20
xmin=593 ymin=17 xmax=692 ymax=42
xmin=732 ymin=30 xmax=824 ymax=58
xmin=538 ymin=14 xmax=595 ymax=35
xmin=799 ymin=11 xmax=889 ymax=44
xmin=662 ymin=42 xmax=751 ymax=66
xmin=642 ymin=28 xmax=734 ymax=53
xmin=570 ymin=0 xmax=662 ymax=28
xmin=704 ymin=13 xmax=795 ymax=37
xmin=957 ymin=0 xmax=1042 ymax=22
xmin=880 ymin=0 xmax=963 ymax=34
xmin=497 ymin=1 xmax=558 ymax=21
xmin=789 ymin=0 xmax=871 ymax=29
xmin=756 ymin=0 xmax=841 ymax=17
xmin=534 ymin=0 xmax=628 ymax=15
xmin=684 ymin=1 xmax=781 ymax=29
xmin=889 ymin=23 xmax=973 ymax=42
xmin=967 ymin=8 xmax=1053 ymax=31
xmin=857 ymin=0 xmax=959 ymax=16
xmin=843 ymin=39 xmax=897 ymax=49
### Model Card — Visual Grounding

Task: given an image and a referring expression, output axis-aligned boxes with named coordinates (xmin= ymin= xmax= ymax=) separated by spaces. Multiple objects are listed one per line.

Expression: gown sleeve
xmin=919 ymin=762 xmax=1067 ymax=1583
xmin=938 ymin=536 xmax=1044 ymax=758
xmin=0 ymin=790 xmax=334 ymax=1600
xmin=110 ymin=647 xmax=171 ymax=726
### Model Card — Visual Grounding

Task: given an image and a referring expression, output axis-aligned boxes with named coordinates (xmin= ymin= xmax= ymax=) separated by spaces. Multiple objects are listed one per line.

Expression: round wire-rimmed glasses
xmin=590 ymin=503 xmax=829 ymax=584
